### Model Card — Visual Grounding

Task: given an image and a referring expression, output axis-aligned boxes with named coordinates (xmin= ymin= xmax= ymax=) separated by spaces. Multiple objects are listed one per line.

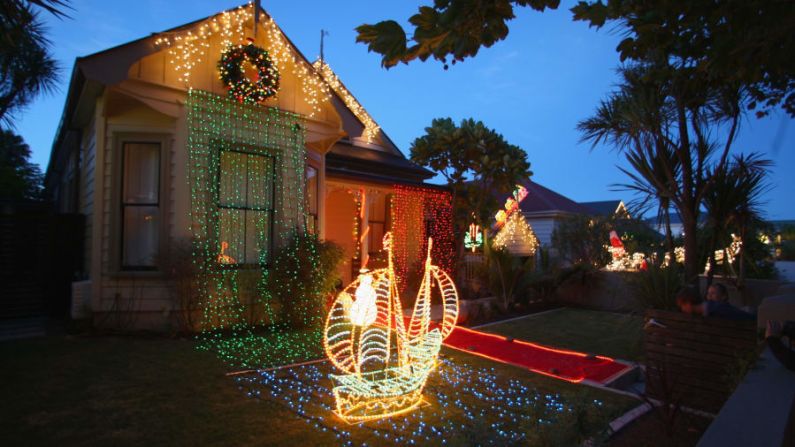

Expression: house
xmin=44 ymin=4 xmax=450 ymax=329
xmin=492 ymin=181 xmax=633 ymax=249
xmin=494 ymin=180 xmax=594 ymax=247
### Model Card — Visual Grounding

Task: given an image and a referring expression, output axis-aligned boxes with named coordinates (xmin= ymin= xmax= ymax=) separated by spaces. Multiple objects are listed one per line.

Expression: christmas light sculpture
xmin=324 ymin=232 xmax=459 ymax=422
xmin=494 ymin=184 xmax=528 ymax=230
xmin=464 ymin=223 xmax=483 ymax=252
xmin=493 ymin=211 xmax=539 ymax=256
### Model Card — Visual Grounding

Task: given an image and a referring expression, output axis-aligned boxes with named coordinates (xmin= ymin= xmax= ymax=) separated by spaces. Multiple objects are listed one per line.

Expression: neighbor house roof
xmin=513 ymin=180 xmax=593 ymax=216
xmin=580 ymin=200 xmax=624 ymax=217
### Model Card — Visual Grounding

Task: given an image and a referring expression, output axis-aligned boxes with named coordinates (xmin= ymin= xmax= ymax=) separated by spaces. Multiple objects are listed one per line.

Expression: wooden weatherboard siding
xmin=643 ymin=309 xmax=759 ymax=414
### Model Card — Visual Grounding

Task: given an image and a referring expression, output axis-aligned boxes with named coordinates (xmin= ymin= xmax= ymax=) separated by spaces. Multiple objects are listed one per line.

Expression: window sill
xmin=108 ymin=270 xmax=166 ymax=280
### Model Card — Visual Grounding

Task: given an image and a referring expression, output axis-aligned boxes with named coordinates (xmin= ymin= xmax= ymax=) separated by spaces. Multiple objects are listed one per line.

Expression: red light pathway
xmin=442 ymin=326 xmax=633 ymax=385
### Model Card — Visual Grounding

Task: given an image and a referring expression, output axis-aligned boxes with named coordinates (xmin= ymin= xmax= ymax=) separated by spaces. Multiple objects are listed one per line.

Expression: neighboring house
xmin=492 ymin=182 xmax=633 ymax=248
xmin=44 ymin=4 xmax=446 ymax=329
xmin=494 ymin=180 xmax=594 ymax=247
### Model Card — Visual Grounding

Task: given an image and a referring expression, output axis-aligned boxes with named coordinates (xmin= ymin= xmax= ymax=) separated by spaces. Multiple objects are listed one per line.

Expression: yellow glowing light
xmin=493 ymin=211 xmax=539 ymax=256
xmin=217 ymin=241 xmax=237 ymax=264
xmin=153 ymin=3 xmax=332 ymax=117
xmin=349 ymin=272 xmax=377 ymax=327
xmin=323 ymin=232 xmax=459 ymax=422
xmin=313 ymin=60 xmax=380 ymax=143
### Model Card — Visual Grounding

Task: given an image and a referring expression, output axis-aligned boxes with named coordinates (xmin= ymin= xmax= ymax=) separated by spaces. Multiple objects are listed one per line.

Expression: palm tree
xmin=578 ymin=64 xmax=744 ymax=282
xmin=0 ymin=1 xmax=70 ymax=126
xmin=703 ymin=153 xmax=771 ymax=289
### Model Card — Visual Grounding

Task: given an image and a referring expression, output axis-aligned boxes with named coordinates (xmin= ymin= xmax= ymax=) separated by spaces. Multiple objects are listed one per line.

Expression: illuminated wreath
xmin=218 ymin=42 xmax=280 ymax=104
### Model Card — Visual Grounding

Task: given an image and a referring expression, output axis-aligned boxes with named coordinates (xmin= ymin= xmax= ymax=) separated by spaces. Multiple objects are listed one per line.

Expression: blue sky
xmin=15 ymin=0 xmax=795 ymax=219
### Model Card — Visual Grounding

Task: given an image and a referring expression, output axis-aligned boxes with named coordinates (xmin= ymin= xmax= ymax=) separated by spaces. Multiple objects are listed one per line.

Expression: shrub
xmin=631 ymin=263 xmax=684 ymax=311
xmin=483 ymin=243 xmax=534 ymax=311
xmin=270 ymin=232 xmax=344 ymax=330
xmin=160 ymin=238 xmax=204 ymax=333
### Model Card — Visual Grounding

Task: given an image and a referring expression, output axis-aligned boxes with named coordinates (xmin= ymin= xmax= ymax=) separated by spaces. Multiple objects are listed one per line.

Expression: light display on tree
xmin=324 ymin=233 xmax=459 ymax=422
xmin=492 ymin=211 xmax=539 ymax=256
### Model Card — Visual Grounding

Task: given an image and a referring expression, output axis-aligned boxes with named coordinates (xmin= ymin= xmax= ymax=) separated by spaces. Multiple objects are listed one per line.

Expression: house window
xmin=121 ymin=142 xmax=160 ymax=270
xmin=306 ymin=165 xmax=318 ymax=234
xmin=368 ymin=193 xmax=390 ymax=254
xmin=217 ymin=149 xmax=275 ymax=266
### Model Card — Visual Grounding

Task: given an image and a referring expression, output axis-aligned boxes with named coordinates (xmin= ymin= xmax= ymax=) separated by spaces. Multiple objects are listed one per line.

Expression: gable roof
xmin=581 ymin=200 xmax=624 ymax=217
xmin=46 ymin=3 xmax=418 ymax=182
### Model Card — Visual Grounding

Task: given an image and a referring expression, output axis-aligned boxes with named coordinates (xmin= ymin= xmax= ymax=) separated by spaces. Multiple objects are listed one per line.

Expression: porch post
xmin=360 ymin=189 xmax=371 ymax=269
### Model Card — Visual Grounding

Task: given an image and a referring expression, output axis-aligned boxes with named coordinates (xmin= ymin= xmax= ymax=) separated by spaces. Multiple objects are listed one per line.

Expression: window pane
xmin=123 ymin=143 xmax=159 ymax=204
xmin=245 ymin=210 xmax=269 ymax=264
xmin=217 ymin=149 xmax=275 ymax=266
xmin=306 ymin=165 xmax=318 ymax=215
xmin=219 ymin=151 xmax=247 ymax=208
xmin=247 ymin=154 xmax=273 ymax=210
xmin=122 ymin=206 xmax=159 ymax=267
xmin=218 ymin=208 xmax=245 ymax=264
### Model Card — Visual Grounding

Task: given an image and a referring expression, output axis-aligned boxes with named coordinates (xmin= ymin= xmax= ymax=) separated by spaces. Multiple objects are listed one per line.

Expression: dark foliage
xmin=0 ymin=128 xmax=43 ymax=200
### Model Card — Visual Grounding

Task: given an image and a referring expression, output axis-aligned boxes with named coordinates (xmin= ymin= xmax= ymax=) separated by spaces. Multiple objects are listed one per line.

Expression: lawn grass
xmin=480 ymin=308 xmax=645 ymax=361
xmin=0 ymin=334 xmax=640 ymax=446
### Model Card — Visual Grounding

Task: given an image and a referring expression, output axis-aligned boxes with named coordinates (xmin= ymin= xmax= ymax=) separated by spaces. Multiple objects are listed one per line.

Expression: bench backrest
xmin=644 ymin=309 xmax=758 ymax=413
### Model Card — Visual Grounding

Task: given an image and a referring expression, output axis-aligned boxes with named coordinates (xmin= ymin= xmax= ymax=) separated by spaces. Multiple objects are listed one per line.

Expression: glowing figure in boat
xmin=323 ymin=232 xmax=459 ymax=422
xmin=348 ymin=273 xmax=377 ymax=327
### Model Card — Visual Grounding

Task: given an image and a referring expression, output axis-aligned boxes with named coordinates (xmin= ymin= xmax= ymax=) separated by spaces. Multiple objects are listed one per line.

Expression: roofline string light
xmin=154 ymin=2 xmax=331 ymax=117
xmin=313 ymin=60 xmax=381 ymax=144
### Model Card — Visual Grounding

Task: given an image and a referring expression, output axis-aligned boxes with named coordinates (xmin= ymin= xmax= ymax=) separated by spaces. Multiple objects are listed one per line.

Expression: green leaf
xmin=355 ymin=21 xmax=408 ymax=68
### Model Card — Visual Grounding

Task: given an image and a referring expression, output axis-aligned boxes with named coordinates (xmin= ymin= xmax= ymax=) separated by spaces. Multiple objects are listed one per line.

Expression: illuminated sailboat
xmin=323 ymin=232 xmax=459 ymax=422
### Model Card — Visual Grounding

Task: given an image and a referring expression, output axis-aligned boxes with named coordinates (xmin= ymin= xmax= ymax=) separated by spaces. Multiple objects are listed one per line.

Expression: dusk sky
xmin=16 ymin=0 xmax=795 ymax=219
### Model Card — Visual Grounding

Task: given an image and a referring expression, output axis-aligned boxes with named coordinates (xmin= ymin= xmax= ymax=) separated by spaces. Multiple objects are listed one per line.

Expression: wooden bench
xmin=644 ymin=309 xmax=759 ymax=414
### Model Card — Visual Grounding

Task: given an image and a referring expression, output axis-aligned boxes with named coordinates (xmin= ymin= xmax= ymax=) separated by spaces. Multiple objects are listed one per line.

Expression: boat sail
xmin=323 ymin=232 xmax=459 ymax=422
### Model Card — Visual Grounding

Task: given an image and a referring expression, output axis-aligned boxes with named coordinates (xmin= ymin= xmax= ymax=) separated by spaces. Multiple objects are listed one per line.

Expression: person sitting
xmin=706 ymin=283 xmax=729 ymax=302
xmin=676 ymin=286 xmax=755 ymax=321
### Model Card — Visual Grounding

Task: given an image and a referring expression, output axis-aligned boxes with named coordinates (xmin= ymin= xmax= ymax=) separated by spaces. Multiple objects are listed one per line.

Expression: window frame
xmin=368 ymin=193 xmax=390 ymax=256
xmin=109 ymin=133 xmax=170 ymax=275
xmin=214 ymin=144 xmax=278 ymax=269
xmin=305 ymin=163 xmax=320 ymax=235
xmin=119 ymin=140 xmax=162 ymax=271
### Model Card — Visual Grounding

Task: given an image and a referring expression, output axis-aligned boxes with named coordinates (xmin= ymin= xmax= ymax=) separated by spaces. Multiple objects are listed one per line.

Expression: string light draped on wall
xmin=390 ymin=185 xmax=454 ymax=291
xmin=187 ymin=89 xmax=321 ymax=368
